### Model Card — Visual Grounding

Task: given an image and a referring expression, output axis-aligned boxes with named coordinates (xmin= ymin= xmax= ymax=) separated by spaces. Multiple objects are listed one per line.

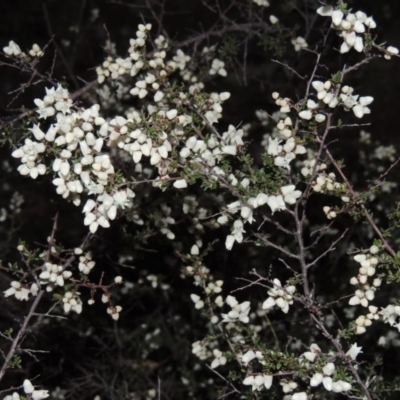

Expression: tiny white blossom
xmin=346 ymin=343 xmax=363 ymax=360
xmin=173 ymin=179 xmax=188 ymax=189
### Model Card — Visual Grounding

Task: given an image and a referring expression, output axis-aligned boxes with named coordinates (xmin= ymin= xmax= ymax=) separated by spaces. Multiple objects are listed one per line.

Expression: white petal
xmin=340 ymin=41 xmax=351 ymax=54
xmin=173 ymin=179 xmax=187 ymax=189
xmin=299 ymin=110 xmax=312 ymax=120
xmin=359 ymin=96 xmax=374 ymax=106
xmin=353 ymin=104 xmax=364 ymax=118
xmin=310 ymin=373 xmax=323 ymax=387
xmin=311 ymin=80 xmax=324 ymax=91
xmin=354 ymin=36 xmax=364 ymax=52
xmin=323 ymin=362 xmax=335 ymax=376
xmin=262 ymin=297 xmax=275 ymax=310
xmin=349 ymin=296 xmax=361 ymax=305
xmin=23 ymin=380 xmax=34 ymax=394
xmin=323 ymin=376 xmax=333 ymax=391
xmin=263 ymin=375 xmax=273 ymax=389
xmin=332 ymin=10 xmax=344 ymax=25
xmin=316 ymin=6 xmax=333 ymax=16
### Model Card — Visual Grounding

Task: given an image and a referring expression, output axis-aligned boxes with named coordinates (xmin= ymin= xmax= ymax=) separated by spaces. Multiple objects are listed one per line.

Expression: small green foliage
xmin=331 ymin=72 xmax=342 ymax=84
xmin=218 ymin=35 xmax=239 ymax=59
xmin=9 ymin=355 xmax=22 ymax=369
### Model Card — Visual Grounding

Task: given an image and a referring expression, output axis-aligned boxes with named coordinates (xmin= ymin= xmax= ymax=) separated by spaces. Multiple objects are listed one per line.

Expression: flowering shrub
xmin=1 ymin=0 xmax=400 ymax=399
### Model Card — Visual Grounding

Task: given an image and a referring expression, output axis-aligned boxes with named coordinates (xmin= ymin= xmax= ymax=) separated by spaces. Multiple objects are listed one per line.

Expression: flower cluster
xmin=243 ymin=374 xmax=273 ymax=391
xmin=12 ymin=139 xmax=46 ymax=179
xmin=262 ymin=278 xmax=296 ymax=314
xmin=354 ymin=306 xmax=379 ymax=335
xmin=349 ymin=246 xmax=381 ymax=308
xmin=62 ymin=291 xmax=83 ymax=314
xmin=3 ymin=40 xmax=43 ymax=58
xmin=310 ymin=362 xmax=351 ymax=393
xmin=303 ymin=80 xmax=374 ymax=121
xmin=380 ymin=304 xmax=400 ymax=331
xmin=317 ymin=6 xmax=376 ymax=53
xmin=4 ymin=380 xmax=49 ymax=400
xmin=210 ymin=349 xmax=227 ymax=369
xmin=291 ymin=36 xmax=308 ymax=52
xmin=39 ymin=262 xmax=72 ymax=290
xmin=221 ymin=295 xmax=251 ymax=323
xmin=209 ymin=58 xmax=227 ymax=77
xmin=3 ymin=281 xmax=38 ymax=301
xmin=317 ymin=5 xmax=399 ymax=57
xmin=252 ymin=0 xmax=269 ymax=7
xmin=3 ymin=40 xmax=24 ymax=57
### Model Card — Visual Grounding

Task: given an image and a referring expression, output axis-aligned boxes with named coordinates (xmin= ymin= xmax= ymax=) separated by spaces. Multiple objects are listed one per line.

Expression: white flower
xmin=243 ymin=374 xmax=273 ymax=391
xmin=269 ymin=15 xmax=278 ymax=24
xmin=310 ymin=362 xmax=336 ymax=391
xmin=291 ymin=392 xmax=308 ymax=400
xmin=190 ymin=293 xmax=204 ymax=309
xmin=222 ymin=145 xmax=237 ymax=155
xmin=210 ymin=349 xmax=227 ymax=369
xmin=255 ymin=193 xmax=268 ymax=207
xmin=209 ymin=58 xmax=227 ymax=76
xmin=281 ymin=185 xmax=302 ymax=205
xmin=3 ymin=281 xmax=30 ymax=301
xmin=23 ymin=379 xmax=35 ymax=394
xmin=301 ymin=343 xmax=321 ymax=362
xmin=166 ymin=109 xmax=178 ymax=120
xmin=387 ymin=46 xmax=399 ymax=55
xmin=241 ymin=350 xmax=257 ymax=366
xmin=225 ymin=219 xmax=246 ymax=250
xmin=291 ymin=36 xmax=308 ymax=51
xmin=225 ymin=235 xmax=235 ymax=250
xmin=173 ymin=179 xmax=188 ymax=189
xmin=267 ymin=195 xmax=286 ymax=214
xmin=310 ymin=373 xmax=323 ymax=387
xmin=3 ymin=392 xmax=21 ymax=400
xmin=332 ymin=10 xmax=344 ymax=26
xmin=107 ymin=305 xmax=122 ymax=320
xmin=316 ymin=6 xmax=333 ymax=17
xmin=267 ymin=137 xmax=282 ymax=156
xmin=3 ymin=40 xmax=23 ymax=56
xmin=262 ymin=279 xmax=295 ymax=313
xmin=32 ymin=390 xmax=50 ymax=400
xmin=346 ymin=343 xmax=363 ymax=360
xmin=299 ymin=110 xmax=312 ymax=120
xmin=29 ymin=124 xmax=45 ymax=141
xmin=332 ymin=380 xmax=352 ymax=392
xmin=221 ymin=296 xmax=251 ymax=323
xmin=323 ymin=362 xmax=335 ymax=376
xmin=253 ymin=0 xmax=270 ymax=6
xmin=239 ymin=349 xmax=262 ymax=367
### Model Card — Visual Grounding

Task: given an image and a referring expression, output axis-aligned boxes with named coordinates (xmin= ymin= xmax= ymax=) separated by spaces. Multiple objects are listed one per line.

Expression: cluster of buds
xmin=107 ymin=305 xmax=123 ymax=320
xmin=349 ymin=246 xmax=381 ymax=308
xmin=272 ymin=92 xmax=291 ymax=113
xmin=323 ymin=206 xmax=337 ymax=220
xmin=301 ymin=159 xmax=327 ymax=177
xmin=354 ymin=306 xmax=379 ymax=334
xmin=276 ymin=117 xmax=294 ymax=138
